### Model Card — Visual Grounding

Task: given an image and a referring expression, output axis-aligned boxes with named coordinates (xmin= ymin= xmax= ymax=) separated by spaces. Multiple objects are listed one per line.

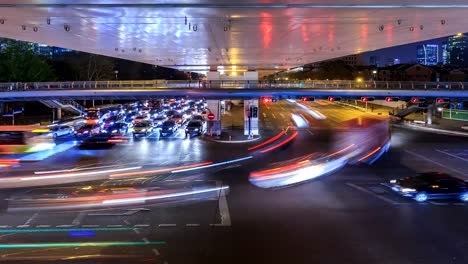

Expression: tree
xmin=0 ymin=39 xmax=56 ymax=82
xmin=68 ymin=54 xmax=116 ymax=81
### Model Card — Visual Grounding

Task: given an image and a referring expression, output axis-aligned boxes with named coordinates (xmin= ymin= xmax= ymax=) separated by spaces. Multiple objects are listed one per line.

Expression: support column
xmin=244 ymin=99 xmax=259 ymax=136
xmin=427 ymin=103 xmax=433 ymax=125
xmin=56 ymin=108 xmax=62 ymax=120
xmin=206 ymin=100 xmax=222 ymax=136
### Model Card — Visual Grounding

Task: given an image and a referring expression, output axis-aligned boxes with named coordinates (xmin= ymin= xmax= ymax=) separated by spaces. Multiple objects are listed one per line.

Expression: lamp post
xmin=114 ymin=70 xmax=119 ymax=80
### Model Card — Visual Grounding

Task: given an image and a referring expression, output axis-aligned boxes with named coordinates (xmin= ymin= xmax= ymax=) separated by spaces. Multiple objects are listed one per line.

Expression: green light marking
xmin=0 ymin=241 xmax=166 ymax=249
xmin=0 ymin=227 xmax=136 ymax=233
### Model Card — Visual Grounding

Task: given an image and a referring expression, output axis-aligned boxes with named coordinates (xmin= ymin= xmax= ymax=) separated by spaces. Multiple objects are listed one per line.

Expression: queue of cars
xmin=63 ymin=99 xmax=208 ymax=140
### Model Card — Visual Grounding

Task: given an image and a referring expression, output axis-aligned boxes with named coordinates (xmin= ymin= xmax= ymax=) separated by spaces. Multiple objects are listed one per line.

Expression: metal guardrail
xmin=0 ymin=80 xmax=466 ymax=91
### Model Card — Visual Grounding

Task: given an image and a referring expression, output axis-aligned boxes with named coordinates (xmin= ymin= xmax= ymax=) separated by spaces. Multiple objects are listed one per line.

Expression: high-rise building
xmin=441 ymin=43 xmax=448 ymax=64
xmin=416 ymin=44 xmax=439 ymax=65
xmin=447 ymin=33 xmax=468 ymax=66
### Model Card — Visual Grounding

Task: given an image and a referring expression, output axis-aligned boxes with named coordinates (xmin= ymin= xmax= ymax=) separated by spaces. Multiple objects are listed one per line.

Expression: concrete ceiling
xmin=0 ymin=1 xmax=468 ymax=72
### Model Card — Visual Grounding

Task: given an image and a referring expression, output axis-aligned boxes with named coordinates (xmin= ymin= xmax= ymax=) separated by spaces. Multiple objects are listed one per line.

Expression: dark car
xmin=185 ymin=120 xmax=205 ymax=137
xmin=192 ymin=115 xmax=205 ymax=123
xmin=74 ymin=124 xmax=100 ymax=137
xmin=389 ymin=172 xmax=468 ymax=202
xmin=160 ymin=120 xmax=178 ymax=137
xmin=79 ymin=134 xmax=114 ymax=149
xmin=104 ymin=123 xmax=128 ymax=136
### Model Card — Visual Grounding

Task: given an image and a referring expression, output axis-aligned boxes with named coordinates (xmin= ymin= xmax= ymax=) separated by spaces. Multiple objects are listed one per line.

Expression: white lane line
xmin=16 ymin=225 xmax=30 ymax=228
xmin=134 ymin=224 xmax=150 ymax=228
xmin=280 ymin=113 xmax=285 ymax=118
xmin=72 ymin=212 xmax=87 ymax=226
xmin=346 ymin=183 xmax=401 ymax=205
xmin=0 ymin=226 xmax=9 ymax=228
xmin=152 ymin=248 xmax=161 ymax=256
xmin=36 ymin=225 xmax=51 ymax=228
xmin=272 ymin=113 xmax=277 ymax=119
xmin=82 ymin=225 xmax=99 ymax=228
xmin=436 ymin=149 xmax=468 ymax=162
xmin=186 ymin=224 xmax=200 ymax=227
xmin=107 ymin=225 xmax=123 ymax=228
xmin=217 ymin=181 xmax=231 ymax=226
xmin=262 ymin=113 xmax=267 ymax=118
xmin=124 ymin=220 xmax=131 ymax=225
xmin=142 ymin=237 xmax=150 ymax=243
xmin=306 ymin=129 xmax=314 ymax=136
xmin=405 ymin=150 xmax=468 ymax=177
xmin=23 ymin=212 xmax=39 ymax=226
xmin=429 ymin=201 xmax=449 ymax=206
xmin=134 ymin=229 xmax=141 ymax=234
xmin=158 ymin=224 xmax=177 ymax=227
xmin=56 ymin=225 xmax=73 ymax=228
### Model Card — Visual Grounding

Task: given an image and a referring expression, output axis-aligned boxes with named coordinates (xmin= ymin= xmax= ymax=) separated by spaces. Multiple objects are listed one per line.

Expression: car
xmin=140 ymin=107 xmax=151 ymax=115
xmin=172 ymin=114 xmax=185 ymax=126
xmin=160 ymin=120 xmax=178 ymax=137
xmin=185 ymin=120 xmax=206 ymax=137
xmin=192 ymin=115 xmax=205 ymax=123
xmin=389 ymin=172 xmax=468 ymax=202
xmin=133 ymin=114 xmax=150 ymax=124
xmin=75 ymin=124 xmax=100 ymax=137
xmin=200 ymin=110 xmax=208 ymax=119
xmin=104 ymin=123 xmax=128 ymax=136
xmin=153 ymin=116 xmax=168 ymax=127
xmin=165 ymin=110 xmax=177 ymax=118
xmin=79 ymin=134 xmax=114 ymax=148
xmin=47 ymin=125 xmax=74 ymax=138
xmin=103 ymin=115 xmax=123 ymax=129
xmin=133 ymin=121 xmax=153 ymax=137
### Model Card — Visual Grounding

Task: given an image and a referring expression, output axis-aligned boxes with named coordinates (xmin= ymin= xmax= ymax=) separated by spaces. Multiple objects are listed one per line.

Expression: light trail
xmin=248 ymin=131 xmax=285 ymax=151
xmin=260 ymin=131 xmax=298 ymax=153
xmin=110 ymin=162 xmax=213 ymax=178
xmin=20 ymin=167 xmax=142 ymax=181
xmin=0 ymin=241 xmax=166 ymax=249
xmin=171 ymin=156 xmax=253 ymax=173
xmin=0 ymin=227 xmax=135 ymax=233
xmin=358 ymin=147 xmax=382 ymax=162
xmin=35 ymin=164 xmax=123 ymax=175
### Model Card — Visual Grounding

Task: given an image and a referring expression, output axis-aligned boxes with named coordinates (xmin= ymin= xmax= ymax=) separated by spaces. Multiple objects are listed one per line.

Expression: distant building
xmin=31 ymin=43 xmax=74 ymax=59
xmin=319 ymin=54 xmax=365 ymax=66
xmin=369 ymin=55 xmax=382 ymax=67
xmin=416 ymin=44 xmax=439 ymax=65
xmin=447 ymin=33 xmax=468 ymax=66
xmin=441 ymin=43 xmax=448 ymax=64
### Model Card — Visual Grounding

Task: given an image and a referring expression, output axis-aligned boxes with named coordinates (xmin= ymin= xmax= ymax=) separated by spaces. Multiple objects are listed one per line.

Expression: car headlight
xmin=194 ymin=128 xmax=199 ymax=131
xmin=83 ymin=131 xmax=89 ymax=134
xmin=112 ymin=130 xmax=118 ymax=133
xmin=401 ymin=188 xmax=416 ymax=193
xmin=141 ymin=129 xmax=146 ymax=132
xmin=101 ymin=130 xmax=107 ymax=133
xmin=390 ymin=179 xmax=397 ymax=184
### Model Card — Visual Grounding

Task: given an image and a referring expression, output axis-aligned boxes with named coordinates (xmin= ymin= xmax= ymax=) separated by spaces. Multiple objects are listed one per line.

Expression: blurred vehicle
xmin=133 ymin=121 xmax=153 ymax=137
xmin=172 ymin=114 xmax=185 ymax=125
xmin=0 ymin=126 xmax=55 ymax=153
xmin=183 ymin=110 xmax=193 ymax=120
xmin=140 ymin=107 xmax=151 ymax=115
xmin=389 ymin=172 xmax=468 ymax=202
xmin=75 ymin=124 xmax=100 ymax=137
xmin=79 ymin=134 xmax=114 ymax=148
xmin=103 ymin=123 xmax=128 ymax=136
xmin=124 ymin=113 xmax=136 ymax=124
xmin=185 ymin=120 xmax=206 ymax=137
xmin=47 ymin=125 xmax=74 ymax=138
xmin=103 ymin=115 xmax=123 ymax=129
xmin=192 ymin=115 xmax=205 ymax=123
xmin=200 ymin=110 xmax=208 ymax=119
xmin=84 ymin=108 xmax=101 ymax=125
xmin=160 ymin=120 xmax=178 ymax=137
xmin=153 ymin=116 xmax=168 ymax=127
xmin=165 ymin=110 xmax=177 ymax=118
xmin=133 ymin=114 xmax=150 ymax=124
xmin=174 ymin=106 xmax=183 ymax=113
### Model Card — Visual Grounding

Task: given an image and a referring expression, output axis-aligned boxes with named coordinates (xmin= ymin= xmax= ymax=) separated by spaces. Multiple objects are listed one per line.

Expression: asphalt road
xmin=0 ymin=101 xmax=467 ymax=264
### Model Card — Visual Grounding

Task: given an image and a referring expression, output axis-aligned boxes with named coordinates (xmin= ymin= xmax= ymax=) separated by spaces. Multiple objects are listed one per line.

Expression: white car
xmin=48 ymin=125 xmax=74 ymax=138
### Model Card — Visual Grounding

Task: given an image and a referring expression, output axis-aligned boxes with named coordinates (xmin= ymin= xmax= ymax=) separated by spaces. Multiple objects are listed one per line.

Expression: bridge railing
xmin=0 ymin=80 xmax=465 ymax=91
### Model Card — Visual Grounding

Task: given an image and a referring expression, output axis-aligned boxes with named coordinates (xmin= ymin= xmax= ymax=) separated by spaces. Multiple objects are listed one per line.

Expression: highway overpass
xmin=0 ymin=80 xmax=467 ymax=101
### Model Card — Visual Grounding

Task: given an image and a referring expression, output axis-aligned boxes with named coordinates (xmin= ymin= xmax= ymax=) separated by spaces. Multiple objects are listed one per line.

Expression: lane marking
xmin=134 ymin=229 xmax=141 ymax=234
xmin=107 ymin=225 xmax=123 ymax=228
xmin=16 ymin=225 xmax=29 ymax=228
xmin=158 ymin=224 xmax=176 ymax=227
xmin=306 ymin=129 xmax=314 ymax=136
xmin=152 ymin=248 xmax=161 ymax=256
xmin=142 ymin=237 xmax=150 ymax=243
xmin=36 ymin=225 xmax=51 ymax=228
xmin=134 ymin=224 xmax=150 ymax=228
xmin=405 ymin=150 xmax=468 ymax=177
xmin=217 ymin=181 xmax=231 ymax=226
xmin=280 ymin=113 xmax=285 ymax=118
xmin=429 ymin=201 xmax=449 ymax=206
xmin=272 ymin=113 xmax=277 ymax=119
xmin=23 ymin=212 xmax=39 ymax=226
xmin=0 ymin=226 xmax=9 ymax=228
xmin=346 ymin=183 xmax=401 ymax=205
xmin=82 ymin=225 xmax=99 ymax=228
xmin=186 ymin=224 xmax=200 ymax=227
xmin=262 ymin=113 xmax=266 ymax=118
xmin=56 ymin=225 xmax=73 ymax=228
xmin=436 ymin=149 xmax=468 ymax=163
xmin=124 ymin=220 xmax=131 ymax=225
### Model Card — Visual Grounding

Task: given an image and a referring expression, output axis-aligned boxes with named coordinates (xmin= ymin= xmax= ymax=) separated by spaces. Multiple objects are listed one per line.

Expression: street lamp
xmin=114 ymin=70 xmax=119 ymax=80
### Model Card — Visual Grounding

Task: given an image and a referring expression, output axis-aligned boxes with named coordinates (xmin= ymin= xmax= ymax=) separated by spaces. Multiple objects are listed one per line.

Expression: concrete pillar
xmin=56 ymin=108 xmax=62 ymax=120
xmin=206 ymin=100 xmax=222 ymax=136
xmin=427 ymin=104 xmax=433 ymax=125
xmin=244 ymin=99 xmax=259 ymax=136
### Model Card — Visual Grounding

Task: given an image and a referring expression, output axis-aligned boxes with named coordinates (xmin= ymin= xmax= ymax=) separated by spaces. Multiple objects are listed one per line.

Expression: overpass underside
xmin=0 ymin=1 xmax=468 ymax=71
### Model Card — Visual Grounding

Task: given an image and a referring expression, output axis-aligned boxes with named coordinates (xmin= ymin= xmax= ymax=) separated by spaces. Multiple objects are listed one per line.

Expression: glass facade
xmin=416 ymin=44 xmax=439 ymax=65
xmin=447 ymin=34 xmax=468 ymax=66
